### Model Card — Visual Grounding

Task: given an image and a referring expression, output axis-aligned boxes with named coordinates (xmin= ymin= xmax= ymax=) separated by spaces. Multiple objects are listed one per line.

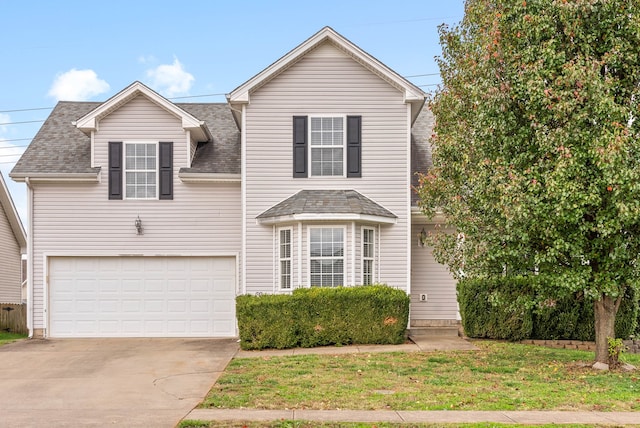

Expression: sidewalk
xmin=185 ymin=409 xmax=640 ymax=425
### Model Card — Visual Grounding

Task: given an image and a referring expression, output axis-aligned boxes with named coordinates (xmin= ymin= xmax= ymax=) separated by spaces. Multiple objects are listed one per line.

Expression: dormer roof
xmin=74 ymin=81 xmax=211 ymax=142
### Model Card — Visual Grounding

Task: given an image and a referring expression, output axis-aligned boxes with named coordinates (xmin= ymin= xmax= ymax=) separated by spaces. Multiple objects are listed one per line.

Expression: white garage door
xmin=49 ymin=256 xmax=236 ymax=338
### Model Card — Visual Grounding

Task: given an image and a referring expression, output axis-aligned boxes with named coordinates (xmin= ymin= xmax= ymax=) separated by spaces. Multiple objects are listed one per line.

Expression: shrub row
xmin=458 ymin=276 xmax=639 ymax=341
xmin=236 ymin=285 xmax=410 ymax=350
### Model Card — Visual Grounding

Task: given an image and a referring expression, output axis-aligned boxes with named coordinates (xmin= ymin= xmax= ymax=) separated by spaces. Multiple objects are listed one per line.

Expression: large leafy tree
xmin=418 ymin=0 xmax=640 ymax=367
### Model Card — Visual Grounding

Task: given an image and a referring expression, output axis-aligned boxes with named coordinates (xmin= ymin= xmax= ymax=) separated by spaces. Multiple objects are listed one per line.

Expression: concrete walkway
xmin=185 ymin=409 xmax=640 ymax=425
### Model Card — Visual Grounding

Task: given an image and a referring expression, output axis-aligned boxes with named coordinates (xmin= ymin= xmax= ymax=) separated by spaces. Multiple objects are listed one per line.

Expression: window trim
xmin=361 ymin=226 xmax=375 ymax=285
xmin=123 ymin=141 xmax=158 ymax=200
xmin=278 ymin=227 xmax=293 ymax=290
xmin=308 ymin=115 xmax=347 ymax=178
xmin=307 ymin=225 xmax=347 ymax=287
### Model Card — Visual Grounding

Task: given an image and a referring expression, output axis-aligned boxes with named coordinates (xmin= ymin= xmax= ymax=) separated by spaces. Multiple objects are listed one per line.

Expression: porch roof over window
xmin=256 ymin=189 xmax=397 ymax=225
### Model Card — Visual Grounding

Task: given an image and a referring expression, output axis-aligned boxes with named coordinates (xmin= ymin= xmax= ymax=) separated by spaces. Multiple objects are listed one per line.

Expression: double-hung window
xmin=309 ymin=227 xmax=344 ymax=287
xmin=292 ymin=115 xmax=361 ymax=178
xmin=362 ymin=227 xmax=375 ymax=285
xmin=279 ymin=228 xmax=292 ymax=290
xmin=310 ymin=117 xmax=344 ymax=177
xmin=125 ymin=142 xmax=157 ymax=199
xmin=109 ymin=141 xmax=173 ymax=200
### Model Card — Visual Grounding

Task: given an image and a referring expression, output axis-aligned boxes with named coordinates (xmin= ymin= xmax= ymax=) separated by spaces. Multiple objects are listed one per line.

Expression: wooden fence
xmin=0 ymin=303 xmax=27 ymax=335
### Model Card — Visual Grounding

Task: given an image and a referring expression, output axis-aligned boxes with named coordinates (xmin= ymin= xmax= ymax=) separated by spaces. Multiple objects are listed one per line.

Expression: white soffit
xmin=227 ymin=26 xmax=426 ymax=120
xmin=74 ymin=81 xmax=211 ymax=142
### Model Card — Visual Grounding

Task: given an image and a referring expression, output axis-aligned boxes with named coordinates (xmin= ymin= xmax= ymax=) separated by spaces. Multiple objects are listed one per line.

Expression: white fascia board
xmin=256 ymin=212 xmax=397 ymax=226
xmin=227 ymin=27 xmax=426 ymax=107
xmin=0 ymin=172 xmax=27 ymax=248
xmin=411 ymin=206 xmax=446 ymax=224
xmin=178 ymin=172 xmax=242 ymax=183
xmin=10 ymin=173 xmax=101 ymax=183
xmin=75 ymin=81 xmax=209 ymax=142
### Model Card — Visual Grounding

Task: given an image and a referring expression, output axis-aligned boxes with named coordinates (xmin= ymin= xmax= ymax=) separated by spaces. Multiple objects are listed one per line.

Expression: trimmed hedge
xmin=458 ymin=276 xmax=639 ymax=341
xmin=236 ymin=285 xmax=410 ymax=350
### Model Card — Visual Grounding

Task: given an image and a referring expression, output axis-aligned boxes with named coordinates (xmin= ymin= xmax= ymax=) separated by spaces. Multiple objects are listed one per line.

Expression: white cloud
xmin=48 ymin=69 xmax=110 ymax=101
xmin=138 ymin=54 xmax=156 ymax=64
xmin=0 ymin=139 xmax=26 ymax=166
xmin=146 ymin=58 xmax=194 ymax=97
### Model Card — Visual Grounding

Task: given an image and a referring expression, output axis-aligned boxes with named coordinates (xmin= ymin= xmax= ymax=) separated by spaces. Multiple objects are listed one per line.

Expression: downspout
xmin=25 ymin=177 xmax=34 ymax=338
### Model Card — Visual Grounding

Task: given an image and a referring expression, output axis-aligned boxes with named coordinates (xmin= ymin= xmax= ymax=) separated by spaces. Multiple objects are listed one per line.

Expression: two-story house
xmin=11 ymin=27 xmax=457 ymax=338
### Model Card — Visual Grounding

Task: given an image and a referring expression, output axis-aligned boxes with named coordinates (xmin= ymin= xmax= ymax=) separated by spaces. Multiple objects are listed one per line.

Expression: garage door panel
xmin=49 ymin=256 xmax=236 ymax=338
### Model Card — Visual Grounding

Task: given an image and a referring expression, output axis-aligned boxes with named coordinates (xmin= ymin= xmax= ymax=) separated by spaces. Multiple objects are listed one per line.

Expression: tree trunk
xmin=593 ymin=295 xmax=619 ymax=366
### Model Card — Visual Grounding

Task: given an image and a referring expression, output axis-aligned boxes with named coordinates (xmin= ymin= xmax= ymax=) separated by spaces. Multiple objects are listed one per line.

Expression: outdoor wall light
xmin=135 ymin=216 xmax=144 ymax=235
xmin=418 ymin=227 xmax=427 ymax=247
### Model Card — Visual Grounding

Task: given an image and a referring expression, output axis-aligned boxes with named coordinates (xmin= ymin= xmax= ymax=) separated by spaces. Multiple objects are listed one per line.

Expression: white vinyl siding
xmin=309 ymin=226 xmax=345 ymax=287
xmin=278 ymin=228 xmax=292 ymax=290
xmin=125 ymin=142 xmax=157 ymax=199
xmin=410 ymin=223 xmax=458 ymax=322
xmin=244 ymin=41 xmax=410 ymax=294
xmin=310 ymin=116 xmax=344 ymax=176
xmin=0 ymin=203 xmax=22 ymax=303
xmin=362 ymin=227 xmax=375 ymax=285
xmin=29 ymin=95 xmax=242 ymax=332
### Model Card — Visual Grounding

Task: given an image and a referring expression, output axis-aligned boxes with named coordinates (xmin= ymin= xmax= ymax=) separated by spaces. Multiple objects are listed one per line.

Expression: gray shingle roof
xmin=10 ymin=101 xmax=241 ymax=177
xmin=256 ymin=189 xmax=397 ymax=220
xmin=177 ymin=103 xmax=240 ymax=175
xmin=411 ymin=107 xmax=435 ymax=206
xmin=11 ymin=102 xmax=101 ymax=176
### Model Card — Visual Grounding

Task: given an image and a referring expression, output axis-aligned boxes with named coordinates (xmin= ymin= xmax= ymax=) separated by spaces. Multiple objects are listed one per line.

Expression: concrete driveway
xmin=0 ymin=338 xmax=239 ymax=427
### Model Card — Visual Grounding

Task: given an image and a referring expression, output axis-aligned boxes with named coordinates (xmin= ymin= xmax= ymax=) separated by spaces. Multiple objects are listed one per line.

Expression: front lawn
xmin=0 ymin=331 xmax=26 ymax=346
xmin=201 ymin=341 xmax=640 ymax=411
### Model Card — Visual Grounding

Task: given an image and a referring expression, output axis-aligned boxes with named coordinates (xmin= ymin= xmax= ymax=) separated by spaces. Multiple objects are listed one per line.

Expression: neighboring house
xmin=11 ymin=27 xmax=457 ymax=338
xmin=0 ymin=171 xmax=27 ymax=304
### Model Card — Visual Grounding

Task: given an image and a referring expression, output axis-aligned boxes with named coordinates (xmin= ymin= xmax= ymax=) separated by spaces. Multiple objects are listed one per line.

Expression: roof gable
xmin=227 ymin=26 xmax=426 ymax=123
xmin=0 ymin=171 xmax=26 ymax=250
xmin=74 ymin=81 xmax=211 ymax=142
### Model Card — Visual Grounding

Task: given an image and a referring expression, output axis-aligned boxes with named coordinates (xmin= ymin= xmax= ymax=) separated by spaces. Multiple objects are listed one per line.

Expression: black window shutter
xmin=158 ymin=142 xmax=173 ymax=200
xmin=293 ymin=116 xmax=308 ymax=178
xmin=347 ymin=115 xmax=362 ymax=178
xmin=108 ymin=142 xmax=123 ymax=200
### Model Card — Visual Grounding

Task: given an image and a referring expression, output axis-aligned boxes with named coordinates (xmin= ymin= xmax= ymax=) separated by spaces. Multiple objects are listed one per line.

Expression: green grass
xmin=201 ymin=341 xmax=640 ymax=411
xmin=180 ymin=421 xmax=631 ymax=428
xmin=0 ymin=331 xmax=26 ymax=345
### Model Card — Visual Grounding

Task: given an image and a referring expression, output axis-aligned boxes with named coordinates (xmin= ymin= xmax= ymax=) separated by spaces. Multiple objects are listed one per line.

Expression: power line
xmin=0 ymin=144 xmax=29 ymax=150
xmin=0 ymin=107 xmax=53 ymax=114
xmin=0 ymin=138 xmax=32 ymax=143
xmin=404 ymin=73 xmax=440 ymax=78
xmin=169 ymin=92 xmax=227 ymax=100
xmin=0 ymin=120 xmax=45 ymax=126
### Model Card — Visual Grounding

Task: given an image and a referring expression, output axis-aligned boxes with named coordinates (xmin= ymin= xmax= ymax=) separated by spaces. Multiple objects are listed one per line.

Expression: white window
xmin=362 ymin=227 xmax=375 ymax=285
xmin=279 ymin=228 xmax=292 ymax=290
xmin=310 ymin=116 xmax=344 ymax=176
xmin=125 ymin=143 xmax=157 ymax=199
xmin=309 ymin=227 xmax=344 ymax=287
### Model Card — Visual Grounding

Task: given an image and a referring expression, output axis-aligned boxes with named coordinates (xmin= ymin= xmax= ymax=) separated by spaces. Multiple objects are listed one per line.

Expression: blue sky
xmin=0 ymin=0 xmax=464 ymax=224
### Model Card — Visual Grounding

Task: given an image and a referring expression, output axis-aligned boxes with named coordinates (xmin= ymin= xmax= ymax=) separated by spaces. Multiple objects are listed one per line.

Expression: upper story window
xmin=310 ymin=117 xmax=344 ymax=177
xmin=293 ymin=116 xmax=361 ymax=179
xmin=108 ymin=141 xmax=173 ymax=201
xmin=125 ymin=143 xmax=157 ymax=199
